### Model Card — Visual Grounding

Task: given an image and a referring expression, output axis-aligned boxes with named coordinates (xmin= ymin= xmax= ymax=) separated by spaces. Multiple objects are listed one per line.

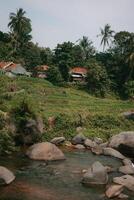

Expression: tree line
xmin=0 ymin=8 xmax=134 ymax=98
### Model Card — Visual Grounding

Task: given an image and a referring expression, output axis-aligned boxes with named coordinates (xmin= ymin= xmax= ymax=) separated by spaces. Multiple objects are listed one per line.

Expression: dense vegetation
xmin=0 ymin=76 xmax=134 ymax=154
xmin=0 ymin=8 xmax=134 ymax=98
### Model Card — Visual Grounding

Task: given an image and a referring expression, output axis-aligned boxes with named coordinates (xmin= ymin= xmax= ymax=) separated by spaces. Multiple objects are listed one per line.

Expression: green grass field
xmin=0 ymin=75 xmax=134 ymax=141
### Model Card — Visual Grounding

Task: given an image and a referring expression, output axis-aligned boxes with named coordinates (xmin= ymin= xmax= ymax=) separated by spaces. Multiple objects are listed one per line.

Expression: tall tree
xmin=98 ymin=24 xmax=114 ymax=51
xmin=78 ymin=36 xmax=95 ymax=63
xmin=54 ymin=42 xmax=74 ymax=81
xmin=8 ymin=8 xmax=32 ymax=53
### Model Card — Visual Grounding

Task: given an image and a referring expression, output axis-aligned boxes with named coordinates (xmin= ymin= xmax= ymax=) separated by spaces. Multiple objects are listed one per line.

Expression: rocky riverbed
xmin=0 ymin=132 xmax=134 ymax=200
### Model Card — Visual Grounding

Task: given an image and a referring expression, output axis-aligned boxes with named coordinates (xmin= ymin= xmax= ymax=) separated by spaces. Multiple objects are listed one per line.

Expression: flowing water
xmin=0 ymin=149 xmax=133 ymax=200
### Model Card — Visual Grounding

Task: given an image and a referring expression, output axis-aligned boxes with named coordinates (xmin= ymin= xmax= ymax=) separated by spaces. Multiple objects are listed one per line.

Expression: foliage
xmin=87 ymin=59 xmax=110 ymax=97
xmin=46 ymin=66 xmax=63 ymax=85
xmin=40 ymin=47 xmax=53 ymax=65
xmin=8 ymin=8 xmax=32 ymax=54
xmin=0 ymin=128 xmax=15 ymax=155
xmin=0 ymin=76 xmax=134 ymax=152
xmin=0 ymin=8 xmax=133 ymax=99
xmin=78 ymin=36 xmax=96 ymax=62
xmin=21 ymin=42 xmax=42 ymax=70
xmin=124 ymin=81 xmax=134 ymax=98
xmin=98 ymin=24 xmax=115 ymax=51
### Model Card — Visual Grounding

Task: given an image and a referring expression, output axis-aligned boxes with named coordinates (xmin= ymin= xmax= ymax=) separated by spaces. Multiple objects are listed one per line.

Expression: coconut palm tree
xmin=78 ymin=36 xmax=95 ymax=62
xmin=8 ymin=8 xmax=32 ymax=50
xmin=98 ymin=24 xmax=115 ymax=51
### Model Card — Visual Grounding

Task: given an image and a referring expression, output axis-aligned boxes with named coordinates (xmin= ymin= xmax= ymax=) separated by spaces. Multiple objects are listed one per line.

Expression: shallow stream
xmin=0 ymin=149 xmax=133 ymax=200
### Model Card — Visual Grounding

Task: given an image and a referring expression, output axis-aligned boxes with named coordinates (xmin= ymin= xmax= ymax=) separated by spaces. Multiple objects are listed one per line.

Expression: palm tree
xmin=8 ymin=8 xmax=32 ymax=50
xmin=78 ymin=36 xmax=95 ymax=62
xmin=98 ymin=24 xmax=115 ymax=51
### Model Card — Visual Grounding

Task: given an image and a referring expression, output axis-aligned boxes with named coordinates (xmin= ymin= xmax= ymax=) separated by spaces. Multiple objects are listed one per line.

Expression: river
xmin=0 ymin=149 xmax=133 ymax=200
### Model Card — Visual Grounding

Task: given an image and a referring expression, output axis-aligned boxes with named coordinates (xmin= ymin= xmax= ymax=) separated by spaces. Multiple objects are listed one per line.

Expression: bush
xmin=124 ymin=80 xmax=134 ymax=98
xmin=46 ymin=66 xmax=63 ymax=85
xmin=87 ymin=60 xmax=110 ymax=97
xmin=0 ymin=129 xmax=15 ymax=155
xmin=11 ymin=98 xmax=42 ymax=145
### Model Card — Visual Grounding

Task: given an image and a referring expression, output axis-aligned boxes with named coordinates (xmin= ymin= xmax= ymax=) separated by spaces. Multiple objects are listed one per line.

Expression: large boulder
xmin=113 ymin=175 xmax=134 ymax=192
xmin=26 ymin=142 xmax=65 ymax=161
xmin=84 ymin=139 xmax=97 ymax=148
xmin=123 ymin=111 xmax=134 ymax=120
xmin=82 ymin=161 xmax=108 ymax=185
xmin=109 ymin=132 xmax=134 ymax=148
xmin=105 ymin=184 xmax=124 ymax=198
xmin=109 ymin=132 xmax=134 ymax=157
xmin=122 ymin=158 xmax=133 ymax=166
xmin=119 ymin=165 xmax=134 ymax=175
xmin=91 ymin=145 xmax=103 ymax=155
xmin=71 ymin=133 xmax=86 ymax=145
xmin=50 ymin=137 xmax=65 ymax=145
xmin=103 ymin=147 xmax=125 ymax=160
xmin=0 ymin=166 xmax=15 ymax=184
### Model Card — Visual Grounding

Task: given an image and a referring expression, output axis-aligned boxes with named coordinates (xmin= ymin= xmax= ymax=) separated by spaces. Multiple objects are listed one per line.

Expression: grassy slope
xmin=0 ymin=76 xmax=134 ymax=140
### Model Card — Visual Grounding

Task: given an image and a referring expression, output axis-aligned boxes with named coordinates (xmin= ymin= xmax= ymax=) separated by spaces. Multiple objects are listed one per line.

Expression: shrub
xmin=11 ymin=98 xmax=41 ymax=145
xmin=0 ymin=129 xmax=15 ymax=155
xmin=87 ymin=60 xmax=110 ymax=97
xmin=46 ymin=66 xmax=63 ymax=85
xmin=124 ymin=80 xmax=134 ymax=98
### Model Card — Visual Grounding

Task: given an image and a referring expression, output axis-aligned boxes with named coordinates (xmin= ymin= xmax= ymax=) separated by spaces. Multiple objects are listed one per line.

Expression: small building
xmin=0 ymin=62 xmax=31 ymax=77
xmin=70 ymin=67 xmax=88 ymax=82
xmin=35 ymin=65 xmax=49 ymax=78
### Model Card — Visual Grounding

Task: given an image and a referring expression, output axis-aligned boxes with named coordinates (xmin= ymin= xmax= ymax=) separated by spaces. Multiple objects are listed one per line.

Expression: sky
xmin=0 ymin=0 xmax=134 ymax=50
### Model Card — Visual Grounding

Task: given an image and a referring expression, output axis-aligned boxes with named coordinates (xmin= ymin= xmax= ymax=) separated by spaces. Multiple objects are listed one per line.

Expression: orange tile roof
xmin=0 ymin=62 xmax=13 ymax=69
xmin=70 ymin=67 xmax=88 ymax=74
xmin=0 ymin=62 xmax=19 ymax=72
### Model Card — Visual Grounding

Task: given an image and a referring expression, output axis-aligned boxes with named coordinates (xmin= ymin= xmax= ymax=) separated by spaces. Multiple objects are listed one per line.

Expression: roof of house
xmin=70 ymin=67 xmax=88 ymax=74
xmin=0 ymin=62 xmax=13 ymax=70
xmin=35 ymin=65 xmax=49 ymax=71
xmin=0 ymin=61 xmax=30 ymax=76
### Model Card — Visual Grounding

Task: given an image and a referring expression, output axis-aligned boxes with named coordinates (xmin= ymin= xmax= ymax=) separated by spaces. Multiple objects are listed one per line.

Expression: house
xmin=70 ymin=67 xmax=88 ymax=82
xmin=0 ymin=62 xmax=31 ymax=77
xmin=35 ymin=65 xmax=49 ymax=78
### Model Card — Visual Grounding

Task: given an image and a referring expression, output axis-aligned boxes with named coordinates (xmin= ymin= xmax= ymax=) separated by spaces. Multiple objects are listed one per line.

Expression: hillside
xmin=0 ymin=75 xmax=134 ymax=145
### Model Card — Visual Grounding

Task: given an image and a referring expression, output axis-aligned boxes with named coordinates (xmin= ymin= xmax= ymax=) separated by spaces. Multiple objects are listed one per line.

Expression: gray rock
xmin=26 ymin=142 xmax=65 ymax=161
xmin=119 ymin=165 xmax=134 ymax=175
xmin=100 ymin=142 xmax=108 ymax=148
xmin=94 ymin=137 xmax=103 ymax=145
xmin=103 ymin=147 xmax=125 ymax=160
xmin=113 ymin=175 xmax=134 ymax=192
xmin=50 ymin=137 xmax=65 ymax=145
xmin=91 ymin=145 xmax=103 ymax=155
xmin=72 ymin=133 xmax=86 ymax=145
xmin=122 ymin=158 xmax=133 ymax=166
xmin=123 ymin=111 xmax=134 ymax=120
xmin=105 ymin=184 xmax=124 ymax=198
xmin=82 ymin=161 xmax=108 ymax=185
xmin=118 ymin=193 xmax=129 ymax=199
xmin=109 ymin=131 xmax=134 ymax=148
xmin=0 ymin=166 xmax=15 ymax=184
xmin=74 ymin=144 xmax=85 ymax=149
xmin=84 ymin=139 xmax=97 ymax=148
